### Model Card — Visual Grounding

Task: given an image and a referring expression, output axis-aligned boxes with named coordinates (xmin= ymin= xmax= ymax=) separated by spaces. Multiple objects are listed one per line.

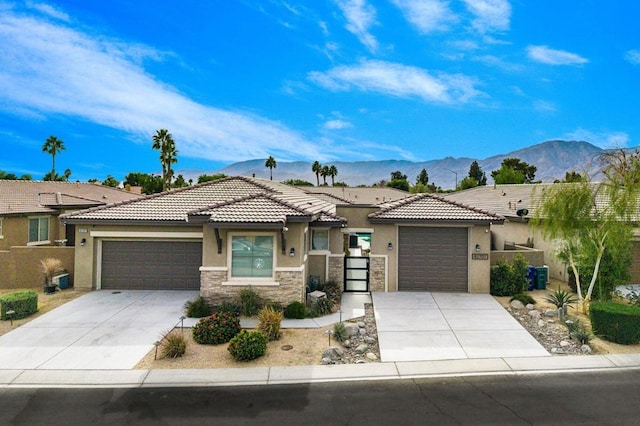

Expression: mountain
xmin=182 ymin=140 xmax=614 ymax=189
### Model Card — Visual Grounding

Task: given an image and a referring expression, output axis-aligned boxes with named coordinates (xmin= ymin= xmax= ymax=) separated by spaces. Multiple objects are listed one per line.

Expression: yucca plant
xmin=333 ymin=322 xmax=349 ymax=343
xmin=257 ymin=306 xmax=282 ymax=341
xmin=545 ymin=286 xmax=578 ymax=309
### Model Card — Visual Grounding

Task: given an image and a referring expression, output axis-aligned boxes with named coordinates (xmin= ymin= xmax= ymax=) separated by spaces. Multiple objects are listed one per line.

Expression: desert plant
xmin=184 ymin=296 xmax=211 ymax=318
xmin=318 ymin=279 xmax=341 ymax=301
xmin=40 ymin=258 xmax=64 ymax=285
xmin=213 ymin=302 xmax=241 ymax=316
xmin=312 ymin=297 xmax=334 ymax=316
xmin=239 ymin=288 xmax=261 ymax=317
xmin=545 ymin=286 xmax=578 ymax=309
xmin=284 ymin=301 xmax=306 ymax=319
xmin=510 ymin=293 xmax=536 ymax=306
xmin=228 ymin=330 xmax=267 ymax=361
xmin=160 ymin=330 xmax=187 ymax=358
xmin=333 ymin=322 xmax=349 ymax=342
xmin=192 ymin=312 xmax=241 ymax=345
xmin=257 ymin=306 xmax=282 ymax=341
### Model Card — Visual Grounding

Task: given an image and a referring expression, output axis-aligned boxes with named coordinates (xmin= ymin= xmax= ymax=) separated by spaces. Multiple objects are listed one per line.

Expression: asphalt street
xmin=1 ymin=370 xmax=639 ymax=425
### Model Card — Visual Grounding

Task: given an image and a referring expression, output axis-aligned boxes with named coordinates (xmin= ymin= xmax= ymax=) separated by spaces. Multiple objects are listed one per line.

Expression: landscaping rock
xmin=366 ymin=352 xmax=378 ymax=361
xmin=344 ymin=322 xmax=360 ymax=337
xmin=581 ymin=344 xmax=592 ymax=354
xmin=560 ymin=340 xmax=570 ymax=348
xmin=526 ymin=304 xmax=535 ymax=310
xmin=537 ymin=320 xmax=546 ymax=327
xmin=355 ymin=343 xmax=368 ymax=354
xmin=510 ymin=300 xmax=525 ymax=310
xmin=322 ymin=347 xmax=344 ymax=361
xmin=545 ymin=309 xmax=558 ymax=317
xmin=357 ymin=321 xmax=365 ymax=328
xmin=528 ymin=310 xmax=541 ymax=319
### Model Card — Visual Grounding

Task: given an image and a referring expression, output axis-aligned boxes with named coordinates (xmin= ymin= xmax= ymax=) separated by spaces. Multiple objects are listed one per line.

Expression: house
xmin=444 ymin=183 xmax=640 ymax=284
xmin=0 ymin=180 xmax=143 ymax=288
xmin=62 ymin=177 xmax=503 ymax=304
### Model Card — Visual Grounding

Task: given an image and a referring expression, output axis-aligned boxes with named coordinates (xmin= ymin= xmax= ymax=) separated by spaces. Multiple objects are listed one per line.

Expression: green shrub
xmin=565 ymin=319 xmax=591 ymax=345
xmin=257 ymin=306 xmax=282 ymax=341
xmin=213 ymin=302 xmax=241 ymax=316
xmin=228 ymin=330 xmax=267 ymax=361
xmin=0 ymin=291 xmax=38 ymax=320
xmin=264 ymin=301 xmax=283 ymax=312
xmin=192 ymin=312 xmax=241 ymax=345
xmin=239 ymin=288 xmax=261 ymax=317
xmin=333 ymin=322 xmax=349 ymax=342
xmin=160 ymin=330 xmax=187 ymax=358
xmin=545 ymin=286 xmax=577 ymax=309
xmin=312 ymin=298 xmax=334 ymax=316
xmin=590 ymin=302 xmax=640 ymax=344
xmin=490 ymin=255 xmax=528 ymax=297
xmin=318 ymin=279 xmax=342 ymax=302
xmin=184 ymin=296 xmax=211 ymax=318
xmin=284 ymin=301 xmax=306 ymax=319
xmin=510 ymin=293 xmax=536 ymax=306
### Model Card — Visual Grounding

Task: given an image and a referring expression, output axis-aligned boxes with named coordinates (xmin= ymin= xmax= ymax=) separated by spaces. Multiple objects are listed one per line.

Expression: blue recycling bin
xmin=526 ymin=266 xmax=537 ymax=291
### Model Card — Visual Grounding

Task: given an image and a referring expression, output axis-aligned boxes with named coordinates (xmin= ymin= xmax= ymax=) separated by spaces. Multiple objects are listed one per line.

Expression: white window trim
xmin=309 ymin=228 xmax=330 ymax=253
xmin=27 ymin=216 xmax=50 ymax=245
xmin=0 ymin=218 xmax=3 ymax=239
xmin=227 ymin=231 xmax=277 ymax=282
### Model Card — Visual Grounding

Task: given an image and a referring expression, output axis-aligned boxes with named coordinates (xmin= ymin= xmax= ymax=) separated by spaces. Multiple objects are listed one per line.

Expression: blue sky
xmin=1 ymin=0 xmax=639 ymax=182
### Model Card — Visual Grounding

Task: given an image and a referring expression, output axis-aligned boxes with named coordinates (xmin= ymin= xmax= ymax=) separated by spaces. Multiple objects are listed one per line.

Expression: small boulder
xmin=528 ymin=310 xmax=541 ymax=319
xmin=355 ymin=343 xmax=369 ymax=354
xmin=581 ymin=344 xmax=592 ymax=354
xmin=344 ymin=322 xmax=360 ymax=336
xmin=322 ymin=347 xmax=344 ymax=361
xmin=537 ymin=319 xmax=546 ymax=327
xmin=364 ymin=336 xmax=376 ymax=344
xmin=366 ymin=352 xmax=378 ymax=361
xmin=510 ymin=300 xmax=525 ymax=310
xmin=321 ymin=357 xmax=332 ymax=365
xmin=359 ymin=328 xmax=367 ymax=336
xmin=357 ymin=321 xmax=365 ymax=328
xmin=560 ymin=340 xmax=570 ymax=348
xmin=526 ymin=303 xmax=535 ymax=310
xmin=545 ymin=309 xmax=558 ymax=317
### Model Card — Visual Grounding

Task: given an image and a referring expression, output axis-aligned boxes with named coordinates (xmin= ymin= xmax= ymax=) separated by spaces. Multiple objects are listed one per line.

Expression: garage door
xmin=398 ymin=227 xmax=468 ymax=292
xmin=101 ymin=241 xmax=202 ymax=290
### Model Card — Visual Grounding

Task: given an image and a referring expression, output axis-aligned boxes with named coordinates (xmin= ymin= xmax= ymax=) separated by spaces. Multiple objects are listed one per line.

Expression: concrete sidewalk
xmin=2 ymin=353 xmax=640 ymax=388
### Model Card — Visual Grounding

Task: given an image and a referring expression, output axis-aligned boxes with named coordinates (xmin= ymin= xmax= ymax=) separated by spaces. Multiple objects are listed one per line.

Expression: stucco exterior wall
xmin=468 ymin=224 xmax=492 ymax=293
xmin=0 ymin=246 xmax=74 ymax=289
xmin=0 ymin=215 xmax=63 ymax=250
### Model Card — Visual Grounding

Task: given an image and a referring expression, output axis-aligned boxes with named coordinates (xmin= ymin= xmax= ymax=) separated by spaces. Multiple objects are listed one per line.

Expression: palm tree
xmin=152 ymin=129 xmax=178 ymax=191
xmin=312 ymin=161 xmax=322 ymax=186
xmin=42 ymin=136 xmax=65 ymax=181
xmin=265 ymin=156 xmax=277 ymax=180
xmin=320 ymin=165 xmax=330 ymax=185
xmin=329 ymin=165 xmax=338 ymax=186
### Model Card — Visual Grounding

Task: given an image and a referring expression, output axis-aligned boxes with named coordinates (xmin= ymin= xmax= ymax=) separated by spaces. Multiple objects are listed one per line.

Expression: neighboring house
xmin=62 ymin=176 xmax=503 ymax=305
xmin=444 ymin=184 xmax=640 ymax=284
xmin=0 ymin=180 xmax=143 ymax=288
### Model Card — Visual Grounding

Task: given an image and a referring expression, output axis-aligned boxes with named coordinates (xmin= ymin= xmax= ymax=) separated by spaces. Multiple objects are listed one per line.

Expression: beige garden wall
xmin=0 ymin=246 xmax=74 ymax=289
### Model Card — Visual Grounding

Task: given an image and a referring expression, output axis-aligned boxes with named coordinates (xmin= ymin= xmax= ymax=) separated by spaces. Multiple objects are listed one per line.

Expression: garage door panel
xmin=398 ymin=227 xmax=468 ymax=292
xmin=102 ymin=241 xmax=202 ymax=290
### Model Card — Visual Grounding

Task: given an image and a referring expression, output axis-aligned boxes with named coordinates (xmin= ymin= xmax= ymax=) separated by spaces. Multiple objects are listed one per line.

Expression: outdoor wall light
xmin=387 ymin=242 xmax=393 ymax=250
xmin=475 ymin=244 xmax=481 ymax=252
xmin=80 ymin=238 xmax=87 ymax=246
xmin=289 ymin=247 xmax=295 ymax=257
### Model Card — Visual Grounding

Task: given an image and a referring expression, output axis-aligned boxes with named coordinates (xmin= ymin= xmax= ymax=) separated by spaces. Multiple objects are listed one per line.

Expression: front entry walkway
xmin=372 ymin=292 xmax=550 ymax=362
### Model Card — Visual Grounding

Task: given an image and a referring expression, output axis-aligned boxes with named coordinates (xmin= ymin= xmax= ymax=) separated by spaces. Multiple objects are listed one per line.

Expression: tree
xmin=458 ymin=176 xmax=479 ymax=190
xmin=283 ymin=179 xmax=314 ymax=186
xmin=42 ymin=136 xmax=65 ymax=181
xmin=198 ymin=173 xmax=227 ymax=183
xmin=416 ymin=168 xmax=429 ymax=186
xmin=555 ymin=170 xmax=586 ymax=183
xmin=124 ymin=172 xmax=163 ymax=195
xmin=173 ymin=174 xmax=189 ymax=188
xmin=152 ymin=129 xmax=178 ymax=191
xmin=329 ymin=165 xmax=338 ymax=186
xmin=265 ymin=156 xmax=276 ymax=180
xmin=0 ymin=170 xmax=32 ymax=180
xmin=312 ymin=161 xmax=322 ymax=186
xmin=491 ymin=157 xmax=537 ymax=184
xmin=63 ymin=169 xmax=72 ymax=181
xmin=102 ymin=175 xmax=118 ymax=187
xmin=387 ymin=171 xmax=410 ymax=191
xmin=468 ymin=161 xmax=487 ymax=185
xmin=390 ymin=171 xmax=407 ymax=181
xmin=320 ymin=165 xmax=330 ymax=185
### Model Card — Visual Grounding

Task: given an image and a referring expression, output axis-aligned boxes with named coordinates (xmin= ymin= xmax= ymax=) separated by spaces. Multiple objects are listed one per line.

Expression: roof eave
xmin=369 ymin=217 xmax=504 ymax=225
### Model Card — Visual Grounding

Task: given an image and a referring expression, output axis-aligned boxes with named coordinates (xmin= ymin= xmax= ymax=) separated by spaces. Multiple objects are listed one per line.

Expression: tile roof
xmin=0 ymin=180 xmax=143 ymax=216
xmin=63 ymin=177 xmax=345 ymax=226
xmin=369 ymin=193 xmax=504 ymax=223
xmin=300 ymin=186 xmax=410 ymax=205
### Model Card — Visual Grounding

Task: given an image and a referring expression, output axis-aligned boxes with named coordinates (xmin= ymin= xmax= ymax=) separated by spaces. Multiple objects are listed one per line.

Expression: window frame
xmin=227 ymin=232 xmax=276 ymax=281
xmin=28 ymin=216 xmax=50 ymax=245
xmin=309 ymin=228 xmax=330 ymax=253
xmin=0 ymin=217 xmax=3 ymax=239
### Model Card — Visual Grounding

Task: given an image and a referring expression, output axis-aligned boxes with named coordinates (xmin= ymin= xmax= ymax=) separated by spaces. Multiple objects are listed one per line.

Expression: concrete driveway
xmin=372 ymin=292 xmax=550 ymax=362
xmin=0 ymin=290 xmax=197 ymax=370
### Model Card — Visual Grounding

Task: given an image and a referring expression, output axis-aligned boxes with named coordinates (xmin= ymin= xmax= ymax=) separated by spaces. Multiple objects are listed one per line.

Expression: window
xmin=28 ymin=216 xmax=49 ymax=244
xmin=231 ymin=235 xmax=274 ymax=278
xmin=310 ymin=229 xmax=329 ymax=251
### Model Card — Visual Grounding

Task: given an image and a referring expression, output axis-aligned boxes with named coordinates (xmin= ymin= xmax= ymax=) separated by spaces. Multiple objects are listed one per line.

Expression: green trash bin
xmin=536 ymin=267 xmax=548 ymax=290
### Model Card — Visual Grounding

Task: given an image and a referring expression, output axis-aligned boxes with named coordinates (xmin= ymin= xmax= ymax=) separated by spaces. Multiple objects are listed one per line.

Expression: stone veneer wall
xmin=200 ymin=270 xmax=305 ymax=306
xmin=369 ymin=256 xmax=386 ymax=292
xmin=327 ymin=255 xmax=344 ymax=286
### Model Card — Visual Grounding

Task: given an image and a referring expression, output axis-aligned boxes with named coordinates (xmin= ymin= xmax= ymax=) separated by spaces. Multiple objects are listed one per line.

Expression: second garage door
xmin=101 ymin=240 xmax=202 ymax=290
xmin=398 ymin=227 xmax=468 ymax=292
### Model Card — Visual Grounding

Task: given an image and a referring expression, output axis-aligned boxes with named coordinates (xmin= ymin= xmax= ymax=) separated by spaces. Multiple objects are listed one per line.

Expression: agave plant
xmin=545 ymin=286 xmax=578 ymax=309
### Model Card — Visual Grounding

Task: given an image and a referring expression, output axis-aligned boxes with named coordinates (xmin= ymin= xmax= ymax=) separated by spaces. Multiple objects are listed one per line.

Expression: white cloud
xmin=0 ymin=9 xmax=325 ymax=163
xmin=625 ymin=49 xmax=640 ymax=65
xmin=26 ymin=1 xmax=70 ymax=22
xmin=463 ymin=0 xmax=511 ymax=33
xmin=335 ymin=0 xmax=378 ymax=53
xmin=527 ymin=45 xmax=588 ymax=66
xmin=565 ymin=128 xmax=629 ymax=149
xmin=309 ymin=60 xmax=483 ymax=104
xmin=391 ymin=0 xmax=457 ymax=33
xmin=533 ymin=100 xmax=556 ymax=113
xmin=323 ymin=119 xmax=353 ymax=130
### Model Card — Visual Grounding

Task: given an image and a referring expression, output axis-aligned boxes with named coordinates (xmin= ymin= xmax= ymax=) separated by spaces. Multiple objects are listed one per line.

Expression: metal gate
xmin=344 ymin=256 xmax=369 ymax=292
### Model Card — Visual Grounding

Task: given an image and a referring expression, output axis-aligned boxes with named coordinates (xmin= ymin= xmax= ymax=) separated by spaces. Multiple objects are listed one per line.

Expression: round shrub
xmin=192 ymin=312 xmax=241 ymax=345
xmin=590 ymin=301 xmax=640 ymax=344
xmin=284 ymin=301 xmax=306 ymax=319
xmin=228 ymin=330 xmax=267 ymax=361
xmin=510 ymin=293 xmax=536 ymax=306
xmin=0 ymin=290 xmax=38 ymax=320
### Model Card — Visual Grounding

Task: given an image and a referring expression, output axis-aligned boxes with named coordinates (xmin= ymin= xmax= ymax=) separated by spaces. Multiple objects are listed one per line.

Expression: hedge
xmin=589 ymin=301 xmax=640 ymax=344
xmin=0 ymin=291 xmax=38 ymax=320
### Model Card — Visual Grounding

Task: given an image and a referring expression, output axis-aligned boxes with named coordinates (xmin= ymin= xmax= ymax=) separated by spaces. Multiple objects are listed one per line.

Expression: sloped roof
xmin=62 ymin=176 xmax=345 ymax=226
xmin=300 ymin=186 xmax=410 ymax=205
xmin=0 ymin=180 xmax=143 ymax=216
xmin=369 ymin=193 xmax=504 ymax=223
